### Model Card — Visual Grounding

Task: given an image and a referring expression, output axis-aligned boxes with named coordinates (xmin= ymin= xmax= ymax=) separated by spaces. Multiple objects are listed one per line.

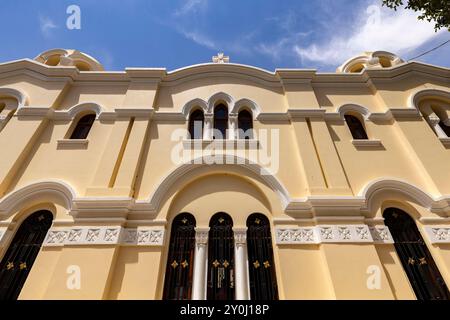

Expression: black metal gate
xmin=207 ymin=213 xmax=235 ymax=300
xmin=247 ymin=213 xmax=278 ymax=300
xmin=163 ymin=213 xmax=196 ymax=300
xmin=0 ymin=210 xmax=53 ymax=300
xmin=384 ymin=208 xmax=450 ymax=300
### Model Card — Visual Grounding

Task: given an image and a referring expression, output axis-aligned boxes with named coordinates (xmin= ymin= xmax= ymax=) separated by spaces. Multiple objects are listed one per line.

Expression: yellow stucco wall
xmin=0 ymin=50 xmax=449 ymax=300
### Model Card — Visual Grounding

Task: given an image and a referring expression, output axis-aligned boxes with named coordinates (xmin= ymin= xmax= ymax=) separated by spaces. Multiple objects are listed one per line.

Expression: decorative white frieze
xmin=276 ymin=225 xmax=376 ymax=245
xmin=425 ymin=226 xmax=450 ymax=243
xmin=276 ymin=227 xmax=319 ymax=244
xmin=43 ymin=226 xmax=165 ymax=247
xmin=369 ymin=226 xmax=394 ymax=244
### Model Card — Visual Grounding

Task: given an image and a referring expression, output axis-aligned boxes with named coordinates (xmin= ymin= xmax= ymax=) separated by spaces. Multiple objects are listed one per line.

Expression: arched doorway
xmin=163 ymin=213 xmax=196 ymax=300
xmin=384 ymin=208 xmax=450 ymax=300
xmin=207 ymin=212 xmax=235 ymax=300
xmin=0 ymin=210 xmax=53 ymax=300
xmin=247 ymin=213 xmax=278 ymax=300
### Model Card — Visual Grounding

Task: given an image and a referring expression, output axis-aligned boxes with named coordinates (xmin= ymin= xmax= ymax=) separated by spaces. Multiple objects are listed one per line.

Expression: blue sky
xmin=0 ymin=0 xmax=448 ymax=72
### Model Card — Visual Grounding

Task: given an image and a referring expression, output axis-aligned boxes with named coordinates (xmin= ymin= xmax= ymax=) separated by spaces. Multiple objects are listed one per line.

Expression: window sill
xmin=57 ymin=139 xmax=89 ymax=149
xmin=351 ymin=139 xmax=383 ymax=148
xmin=183 ymin=139 xmax=260 ymax=150
xmin=439 ymin=137 xmax=450 ymax=148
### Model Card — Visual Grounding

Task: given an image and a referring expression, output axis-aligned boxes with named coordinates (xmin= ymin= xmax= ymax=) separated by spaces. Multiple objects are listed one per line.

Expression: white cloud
xmin=294 ymin=3 xmax=444 ymax=66
xmin=175 ymin=0 xmax=208 ymax=16
xmin=39 ymin=16 xmax=58 ymax=37
xmin=181 ymin=30 xmax=216 ymax=49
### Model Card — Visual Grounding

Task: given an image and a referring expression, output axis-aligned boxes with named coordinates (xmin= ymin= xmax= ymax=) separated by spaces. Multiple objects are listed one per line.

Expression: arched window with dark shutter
xmin=238 ymin=110 xmax=253 ymax=140
xmin=163 ymin=213 xmax=196 ymax=300
xmin=70 ymin=114 xmax=96 ymax=139
xmin=207 ymin=213 xmax=234 ymax=300
xmin=188 ymin=110 xmax=204 ymax=140
xmin=213 ymin=104 xmax=228 ymax=139
xmin=0 ymin=210 xmax=53 ymax=300
xmin=247 ymin=213 xmax=278 ymax=300
xmin=384 ymin=208 xmax=450 ymax=300
xmin=344 ymin=114 xmax=368 ymax=140
xmin=438 ymin=121 xmax=450 ymax=137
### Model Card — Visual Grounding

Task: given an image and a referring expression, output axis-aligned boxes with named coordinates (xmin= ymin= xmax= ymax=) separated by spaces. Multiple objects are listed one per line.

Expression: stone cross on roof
xmin=212 ymin=52 xmax=229 ymax=63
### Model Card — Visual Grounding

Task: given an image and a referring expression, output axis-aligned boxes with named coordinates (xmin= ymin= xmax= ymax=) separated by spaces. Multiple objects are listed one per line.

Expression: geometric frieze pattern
xmin=275 ymin=225 xmax=394 ymax=245
xmin=425 ymin=226 xmax=450 ymax=244
xmin=43 ymin=226 xmax=165 ymax=247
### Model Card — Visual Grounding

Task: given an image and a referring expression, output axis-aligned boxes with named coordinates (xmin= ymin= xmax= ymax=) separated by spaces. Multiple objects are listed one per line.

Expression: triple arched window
xmin=187 ymin=105 xmax=254 ymax=140
xmin=163 ymin=212 xmax=278 ymax=301
xmin=344 ymin=114 xmax=368 ymax=140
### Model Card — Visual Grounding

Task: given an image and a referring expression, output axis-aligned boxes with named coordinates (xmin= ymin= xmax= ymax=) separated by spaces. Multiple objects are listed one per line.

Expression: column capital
xmin=195 ymin=227 xmax=210 ymax=245
xmin=233 ymin=227 xmax=247 ymax=245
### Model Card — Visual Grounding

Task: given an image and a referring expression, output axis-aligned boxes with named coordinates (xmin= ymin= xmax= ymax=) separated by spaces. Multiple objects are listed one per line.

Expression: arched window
xmin=344 ymin=114 xmax=368 ymax=140
xmin=246 ymin=213 xmax=278 ymax=300
xmin=70 ymin=114 xmax=95 ymax=139
xmin=213 ymin=104 xmax=228 ymax=139
xmin=438 ymin=121 xmax=450 ymax=137
xmin=163 ymin=213 xmax=196 ymax=300
xmin=0 ymin=210 xmax=53 ymax=300
xmin=207 ymin=213 xmax=234 ymax=300
xmin=238 ymin=110 xmax=253 ymax=140
xmin=383 ymin=208 xmax=450 ymax=300
xmin=188 ymin=109 xmax=204 ymax=140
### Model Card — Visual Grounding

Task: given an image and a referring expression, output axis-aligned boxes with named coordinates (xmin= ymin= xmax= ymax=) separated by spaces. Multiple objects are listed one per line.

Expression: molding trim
xmin=57 ymin=139 xmax=89 ymax=149
xmin=439 ymin=137 xmax=450 ymax=148
xmin=424 ymin=226 xmax=450 ymax=243
xmin=0 ymin=87 xmax=28 ymax=109
xmin=0 ymin=227 xmax=7 ymax=247
xmin=43 ymin=226 xmax=165 ymax=247
xmin=0 ymin=180 xmax=75 ymax=218
xmin=275 ymin=224 xmax=393 ymax=245
xmin=352 ymin=139 xmax=383 ymax=148
xmin=182 ymin=139 xmax=260 ymax=150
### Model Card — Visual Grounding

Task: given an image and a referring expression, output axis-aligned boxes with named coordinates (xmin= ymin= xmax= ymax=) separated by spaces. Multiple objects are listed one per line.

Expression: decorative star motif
xmin=255 ymin=218 xmax=261 ymax=225
xmin=218 ymin=218 xmax=225 ymax=224
xmin=263 ymin=261 xmax=271 ymax=269
xmin=223 ymin=260 xmax=229 ymax=268
xmin=6 ymin=262 xmax=14 ymax=270
xmin=419 ymin=257 xmax=427 ymax=265
xmin=408 ymin=257 xmax=415 ymax=265
xmin=171 ymin=260 xmax=178 ymax=269
xmin=19 ymin=262 xmax=27 ymax=270
xmin=181 ymin=260 xmax=189 ymax=268
xmin=253 ymin=260 xmax=260 ymax=269
xmin=38 ymin=215 xmax=45 ymax=221
xmin=212 ymin=260 xmax=220 ymax=268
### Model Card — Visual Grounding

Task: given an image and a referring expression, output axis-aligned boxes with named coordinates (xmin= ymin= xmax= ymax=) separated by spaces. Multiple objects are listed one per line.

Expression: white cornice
xmin=0 ymin=58 xmax=448 ymax=86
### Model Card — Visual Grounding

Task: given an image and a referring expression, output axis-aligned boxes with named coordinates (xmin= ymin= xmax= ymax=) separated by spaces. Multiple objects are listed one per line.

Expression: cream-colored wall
xmin=0 ymin=57 xmax=449 ymax=300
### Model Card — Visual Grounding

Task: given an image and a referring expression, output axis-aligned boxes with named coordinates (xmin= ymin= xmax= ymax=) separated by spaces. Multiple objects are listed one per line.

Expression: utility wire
xmin=407 ymin=39 xmax=450 ymax=61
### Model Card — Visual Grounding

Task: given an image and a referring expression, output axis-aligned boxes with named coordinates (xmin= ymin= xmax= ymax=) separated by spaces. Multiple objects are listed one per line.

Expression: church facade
xmin=0 ymin=49 xmax=449 ymax=300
